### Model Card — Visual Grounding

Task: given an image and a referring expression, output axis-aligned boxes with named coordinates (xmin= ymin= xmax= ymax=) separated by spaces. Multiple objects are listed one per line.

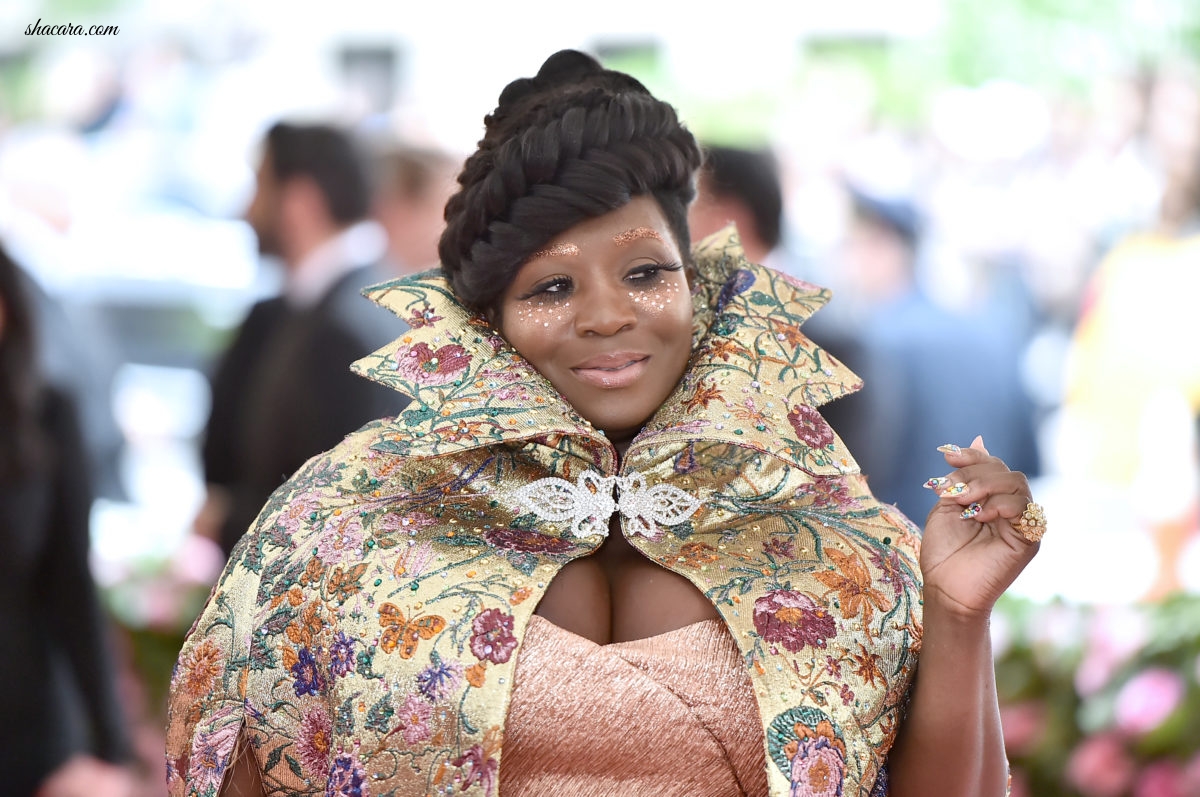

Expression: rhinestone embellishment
xmin=511 ymin=470 xmax=702 ymax=540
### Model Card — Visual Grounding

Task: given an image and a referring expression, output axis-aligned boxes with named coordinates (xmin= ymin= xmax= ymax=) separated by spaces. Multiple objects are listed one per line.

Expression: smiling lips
xmin=571 ymin=353 xmax=649 ymax=388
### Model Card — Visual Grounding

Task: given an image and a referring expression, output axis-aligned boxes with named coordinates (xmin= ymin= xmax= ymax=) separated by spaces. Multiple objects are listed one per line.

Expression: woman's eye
xmin=523 ymin=278 xmax=571 ymax=300
xmin=628 ymin=262 xmax=682 ymax=284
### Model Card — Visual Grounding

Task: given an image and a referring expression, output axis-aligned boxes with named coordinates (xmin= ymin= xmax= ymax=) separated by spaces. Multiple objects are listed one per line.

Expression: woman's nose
xmin=574 ymin=283 xmax=637 ymax=336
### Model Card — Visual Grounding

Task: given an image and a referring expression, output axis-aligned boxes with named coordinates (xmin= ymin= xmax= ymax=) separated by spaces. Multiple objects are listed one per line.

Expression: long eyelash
xmin=518 ymin=277 xmax=571 ymax=302
xmin=628 ymin=262 xmax=684 ymax=282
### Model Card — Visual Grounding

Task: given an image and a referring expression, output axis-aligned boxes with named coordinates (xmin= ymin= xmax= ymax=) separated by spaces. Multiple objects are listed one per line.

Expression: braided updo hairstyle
xmin=438 ymin=50 xmax=703 ymax=314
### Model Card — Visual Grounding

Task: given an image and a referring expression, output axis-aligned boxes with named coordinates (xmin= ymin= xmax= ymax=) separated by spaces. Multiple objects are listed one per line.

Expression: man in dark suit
xmin=198 ymin=122 xmax=410 ymax=559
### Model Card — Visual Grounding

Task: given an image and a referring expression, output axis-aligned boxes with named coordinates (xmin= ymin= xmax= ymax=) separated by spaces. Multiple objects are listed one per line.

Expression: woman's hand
xmin=919 ymin=435 xmax=1042 ymax=621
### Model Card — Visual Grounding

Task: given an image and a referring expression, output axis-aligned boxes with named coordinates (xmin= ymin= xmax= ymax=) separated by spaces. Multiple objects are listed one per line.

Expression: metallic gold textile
xmin=165 ymin=227 xmax=923 ymax=797
xmin=500 ymin=615 xmax=767 ymax=795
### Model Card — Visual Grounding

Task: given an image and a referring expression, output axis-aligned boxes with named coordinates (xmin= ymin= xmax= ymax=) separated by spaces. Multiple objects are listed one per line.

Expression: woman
xmin=167 ymin=51 xmax=1043 ymax=796
xmin=0 ymin=244 xmax=133 ymax=796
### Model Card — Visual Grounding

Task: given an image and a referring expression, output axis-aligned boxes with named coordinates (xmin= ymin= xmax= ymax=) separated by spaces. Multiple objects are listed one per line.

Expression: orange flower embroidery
xmin=814 ymin=548 xmax=890 ymax=625
xmin=684 ymin=381 xmax=722 ymax=412
xmin=176 ymin=638 xmax=223 ymax=701
xmin=465 ymin=661 xmax=487 ymax=688
xmin=676 ymin=541 xmax=719 ymax=568
xmin=850 ymin=643 xmax=885 ymax=687
xmin=509 ymin=586 xmax=533 ymax=605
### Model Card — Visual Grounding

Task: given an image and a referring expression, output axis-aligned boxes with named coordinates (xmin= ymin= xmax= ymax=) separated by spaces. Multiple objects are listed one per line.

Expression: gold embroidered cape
xmin=166 ymin=228 xmax=924 ymax=797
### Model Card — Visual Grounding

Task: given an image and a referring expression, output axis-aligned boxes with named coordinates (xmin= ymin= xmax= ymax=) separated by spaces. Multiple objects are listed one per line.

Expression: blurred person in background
xmin=371 ymin=142 xmax=460 ymax=275
xmin=195 ymin=122 xmax=410 ymax=560
xmin=0 ymin=242 xmax=133 ymax=797
xmin=689 ymin=143 xmax=874 ymax=457
xmin=841 ymin=186 xmax=1039 ymax=523
xmin=1062 ymin=66 xmax=1200 ymax=597
xmin=688 ymin=144 xmax=788 ymax=270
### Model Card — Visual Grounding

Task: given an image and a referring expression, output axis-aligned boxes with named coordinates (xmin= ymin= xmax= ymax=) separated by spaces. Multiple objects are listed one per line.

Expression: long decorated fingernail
xmin=924 ymin=476 xmax=951 ymax=490
xmin=960 ymin=502 xmax=982 ymax=519
xmin=941 ymin=482 xmax=969 ymax=497
xmin=937 ymin=444 xmax=962 ymax=454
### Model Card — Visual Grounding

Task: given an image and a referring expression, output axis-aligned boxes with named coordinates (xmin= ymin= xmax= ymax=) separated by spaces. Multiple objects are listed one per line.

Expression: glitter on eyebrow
xmin=613 ymin=226 xmax=664 ymax=246
xmin=527 ymin=243 xmax=580 ymax=260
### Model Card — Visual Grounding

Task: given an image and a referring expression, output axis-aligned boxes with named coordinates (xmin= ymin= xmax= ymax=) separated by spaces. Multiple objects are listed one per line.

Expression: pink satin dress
xmin=500 ymin=614 xmax=769 ymax=795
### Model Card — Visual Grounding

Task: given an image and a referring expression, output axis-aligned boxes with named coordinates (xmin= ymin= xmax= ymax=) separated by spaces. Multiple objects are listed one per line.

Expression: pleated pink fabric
xmin=500 ymin=614 xmax=769 ymax=796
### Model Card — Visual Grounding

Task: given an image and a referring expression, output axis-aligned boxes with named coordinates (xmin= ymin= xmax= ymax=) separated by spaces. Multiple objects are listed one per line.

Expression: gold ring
xmin=1013 ymin=501 xmax=1047 ymax=543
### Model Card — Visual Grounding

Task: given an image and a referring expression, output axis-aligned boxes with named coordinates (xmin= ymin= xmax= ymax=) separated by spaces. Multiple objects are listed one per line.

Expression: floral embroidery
xmin=768 ymin=711 xmax=848 ymax=797
xmin=397 ymin=693 xmax=433 ymax=745
xmin=174 ymin=638 xmax=223 ymax=702
xmin=393 ymin=341 xmax=472 ymax=385
xmin=328 ymin=632 xmax=356 ymax=678
xmin=417 ymin=656 xmax=463 ymax=702
xmin=297 ymin=707 xmax=333 ymax=779
xmin=815 ymin=549 xmax=890 ymax=625
xmin=326 ymin=753 xmax=368 ymax=796
xmin=754 ymin=590 xmax=838 ymax=653
xmin=405 ymin=303 xmax=443 ymax=329
xmin=186 ymin=706 xmax=241 ymax=793
xmin=292 ymin=647 xmax=326 ymax=697
xmin=166 ymin=230 xmax=924 ymax=797
xmin=449 ymin=738 xmax=499 ymax=797
xmin=788 ymin=405 xmax=835 ymax=450
xmin=470 ymin=608 xmax=518 ymax=664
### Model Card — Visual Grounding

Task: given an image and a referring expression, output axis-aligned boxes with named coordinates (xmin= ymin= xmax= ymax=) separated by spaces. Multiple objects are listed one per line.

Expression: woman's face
xmin=496 ymin=196 xmax=694 ymax=445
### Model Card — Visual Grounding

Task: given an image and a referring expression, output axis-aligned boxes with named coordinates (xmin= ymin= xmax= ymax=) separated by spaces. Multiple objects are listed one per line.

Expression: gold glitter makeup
xmin=526 ymin=243 xmax=580 ymax=261
xmin=612 ymin=227 xmax=663 ymax=246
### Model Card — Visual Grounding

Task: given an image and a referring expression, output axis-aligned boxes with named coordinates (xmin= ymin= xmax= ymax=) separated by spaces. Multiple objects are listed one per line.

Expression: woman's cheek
xmin=629 ymin=280 xmax=686 ymax=315
xmin=508 ymin=300 xmax=574 ymax=331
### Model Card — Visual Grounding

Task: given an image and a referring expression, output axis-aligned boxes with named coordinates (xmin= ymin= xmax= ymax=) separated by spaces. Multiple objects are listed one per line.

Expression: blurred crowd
xmin=1 ymin=25 xmax=1198 ymax=797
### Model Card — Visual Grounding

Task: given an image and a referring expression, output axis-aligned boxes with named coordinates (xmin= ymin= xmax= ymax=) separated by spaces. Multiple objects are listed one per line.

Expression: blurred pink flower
xmin=1181 ymin=753 xmax=1200 ymax=796
xmin=1000 ymin=701 xmax=1045 ymax=755
xmin=1115 ymin=667 xmax=1185 ymax=736
xmin=1134 ymin=761 xmax=1185 ymax=797
xmin=1066 ymin=733 xmax=1136 ymax=797
xmin=1076 ymin=605 xmax=1149 ymax=696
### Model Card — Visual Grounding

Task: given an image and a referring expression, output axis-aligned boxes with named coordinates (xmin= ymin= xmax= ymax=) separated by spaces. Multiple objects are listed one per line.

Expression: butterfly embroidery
xmin=510 ymin=470 xmax=701 ymax=541
xmin=378 ymin=603 xmax=447 ymax=658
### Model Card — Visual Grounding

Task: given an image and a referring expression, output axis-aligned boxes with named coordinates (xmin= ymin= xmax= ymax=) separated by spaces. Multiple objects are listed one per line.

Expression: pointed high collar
xmin=352 ymin=226 xmax=862 ymax=474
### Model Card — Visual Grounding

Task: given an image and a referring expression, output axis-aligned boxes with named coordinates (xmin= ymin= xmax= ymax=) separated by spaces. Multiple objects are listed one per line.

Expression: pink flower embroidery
xmin=788 ymin=732 xmax=846 ymax=797
xmin=451 ymin=743 xmax=499 ymax=797
xmin=470 ymin=608 xmax=518 ymax=664
xmin=753 ymin=590 xmax=836 ymax=652
xmin=187 ymin=706 xmax=242 ymax=793
xmin=316 ymin=515 xmax=365 ymax=565
xmin=788 ymin=405 xmax=835 ymax=450
xmin=394 ymin=342 xmax=471 ymax=386
xmin=296 ymin=707 xmax=333 ymax=779
xmin=398 ymin=692 xmax=432 ymax=745
xmin=405 ymin=304 xmax=443 ymax=329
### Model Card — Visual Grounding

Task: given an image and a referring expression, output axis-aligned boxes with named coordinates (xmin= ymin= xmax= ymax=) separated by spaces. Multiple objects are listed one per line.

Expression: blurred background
xmin=2 ymin=0 xmax=1199 ymax=794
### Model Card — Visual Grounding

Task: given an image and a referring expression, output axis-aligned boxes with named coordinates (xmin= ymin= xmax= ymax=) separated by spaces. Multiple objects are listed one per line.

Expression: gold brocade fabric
xmin=500 ymin=615 xmax=767 ymax=795
xmin=165 ymin=227 xmax=923 ymax=797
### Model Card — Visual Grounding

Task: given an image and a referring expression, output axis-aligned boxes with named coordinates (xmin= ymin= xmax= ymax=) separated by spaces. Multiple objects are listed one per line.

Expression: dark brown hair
xmin=438 ymin=50 xmax=702 ymax=314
